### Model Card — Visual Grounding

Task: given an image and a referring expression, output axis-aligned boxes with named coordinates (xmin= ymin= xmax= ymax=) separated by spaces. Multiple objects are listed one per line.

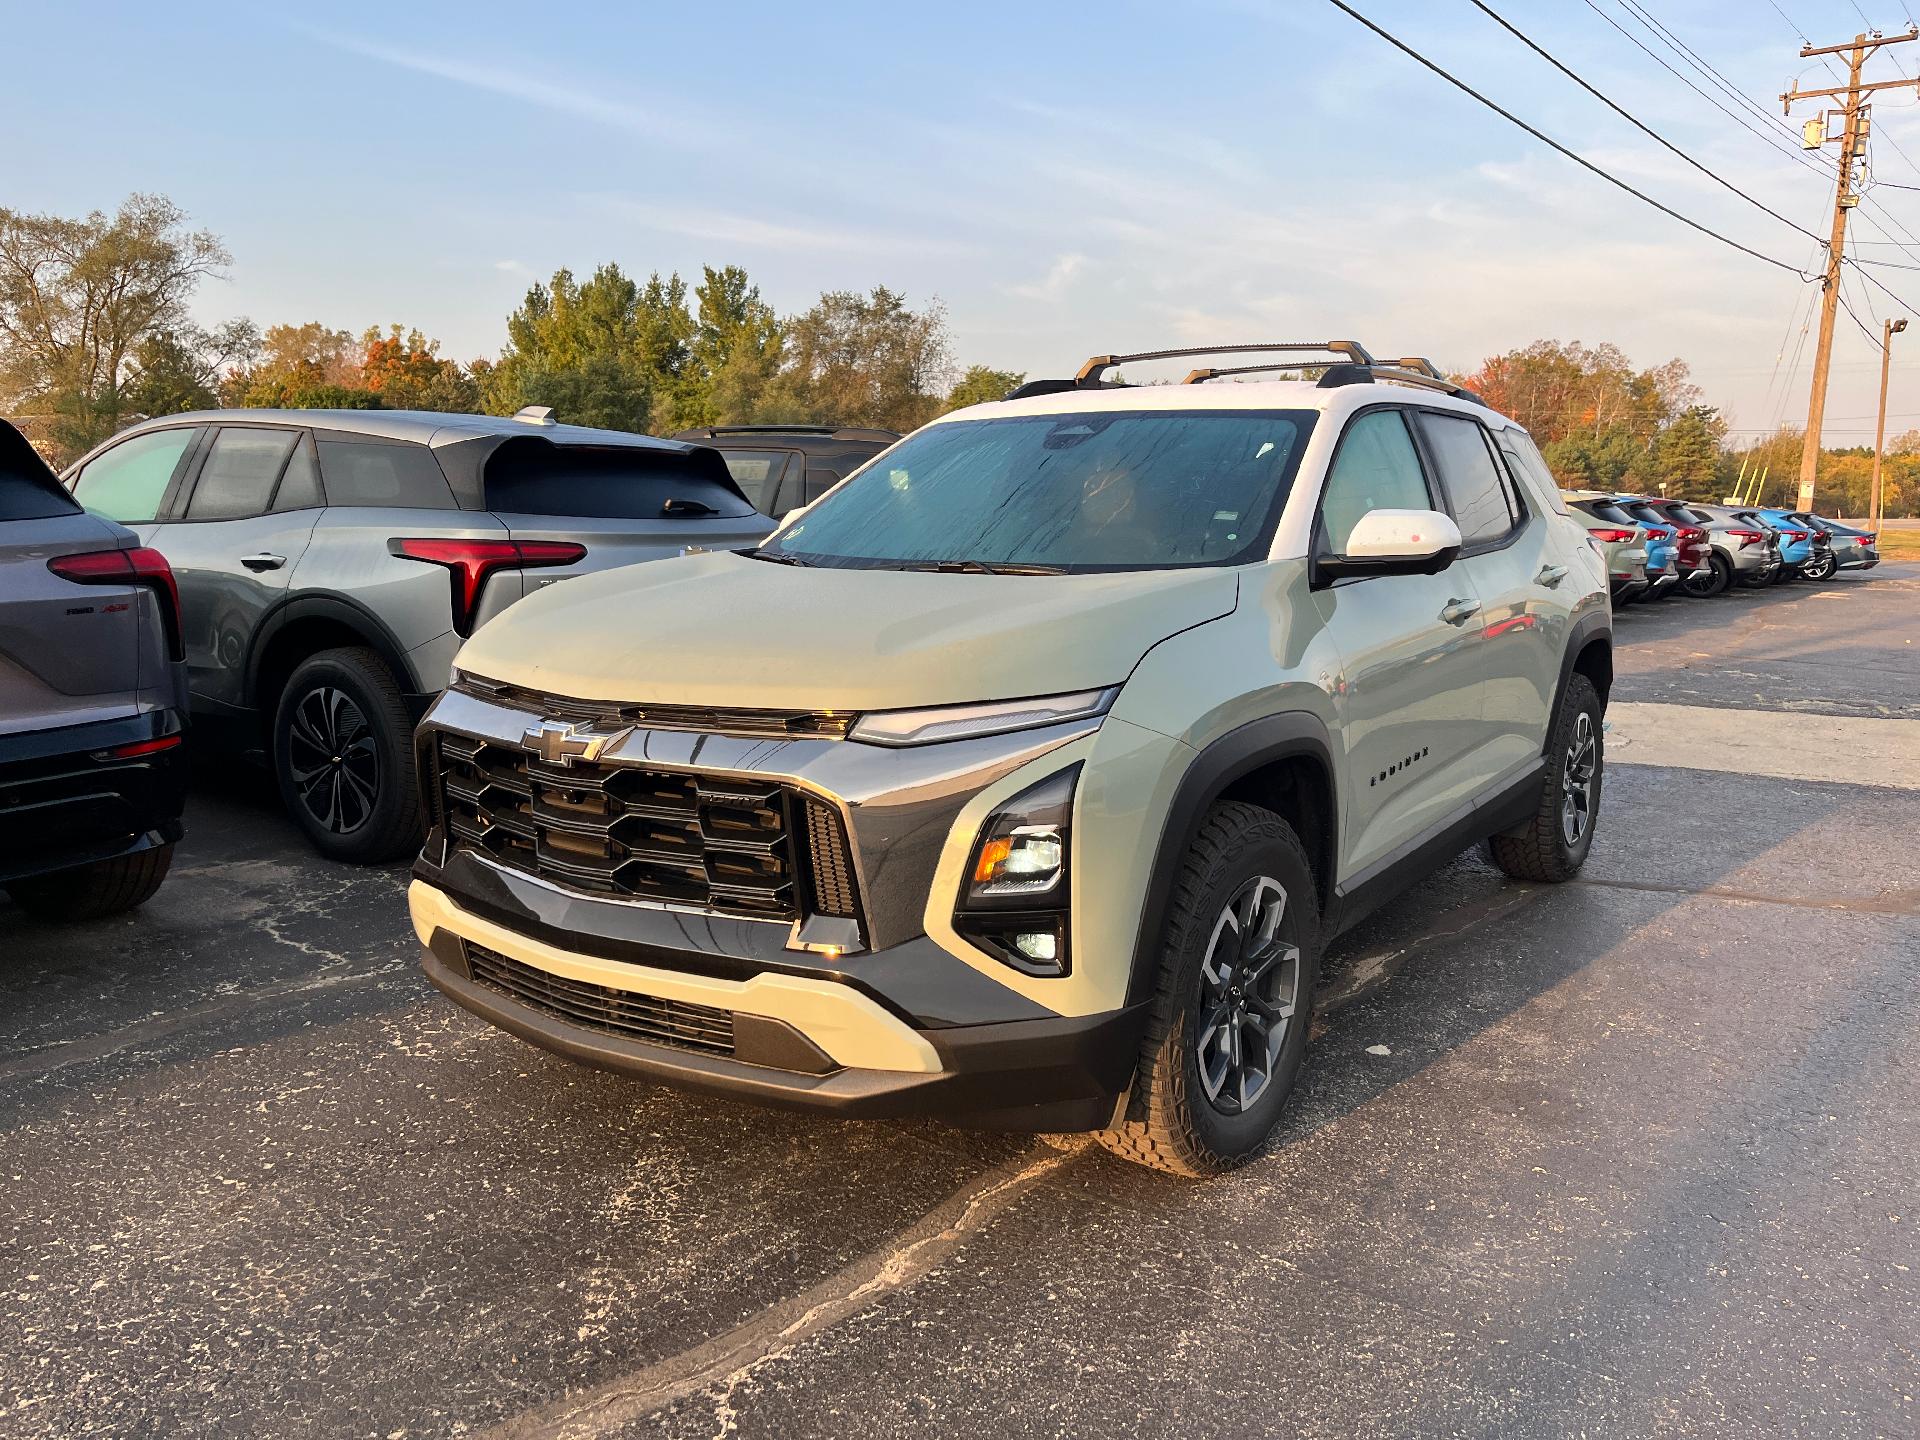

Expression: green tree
xmin=944 ymin=365 xmax=1025 ymax=412
xmin=225 ymin=321 xmax=359 ymax=406
xmin=680 ymin=264 xmax=783 ymax=427
xmin=123 ymin=319 xmax=259 ymax=418
xmin=1652 ymin=405 xmax=1724 ymax=500
xmin=762 ymin=286 xmax=954 ymax=430
xmin=0 ymin=194 xmax=233 ymax=463
xmin=482 ymin=265 xmax=654 ymax=431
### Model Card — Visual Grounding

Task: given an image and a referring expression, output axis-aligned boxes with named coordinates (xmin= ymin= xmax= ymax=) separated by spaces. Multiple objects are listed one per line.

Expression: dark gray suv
xmin=2 ymin=419 xmax=187 ymax=919
xmin=62 ymin=408 xmax=771 ymax=863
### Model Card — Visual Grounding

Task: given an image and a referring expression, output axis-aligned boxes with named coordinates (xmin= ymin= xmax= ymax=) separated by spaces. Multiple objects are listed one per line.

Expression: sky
xmin=10 ymin=0 xmax=1920 ymax=444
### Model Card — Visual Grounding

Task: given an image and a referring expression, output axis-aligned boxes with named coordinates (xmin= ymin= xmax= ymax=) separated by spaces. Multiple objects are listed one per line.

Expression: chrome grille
xmin=465 ymin=943 xmax=734 ymax=1055
xmin=452 ymin=676 xmax=854 ymax=739
xmin=437 ymin=734 xmax=811 ymax=918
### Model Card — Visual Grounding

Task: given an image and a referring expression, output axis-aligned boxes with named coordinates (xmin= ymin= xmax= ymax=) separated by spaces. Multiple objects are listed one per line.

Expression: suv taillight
xmin=1783 ymin=529 xmax=1807 ymax=543
xmin=48 ymin=546 xmax=183 ymax=661
xmin=1592 ymin=527 xmax=1637 ymax=543
xmin=1728 ymin=529 xmax=1765 ymax=547
xmin=388 ymin=537 xmax=586 ymax=635
xmin=1857 ymin=534 xmax=1875 ymax=546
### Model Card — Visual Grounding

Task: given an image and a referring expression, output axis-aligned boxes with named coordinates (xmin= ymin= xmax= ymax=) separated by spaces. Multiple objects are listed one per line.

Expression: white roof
xmin=939 ymin=377 xmax=1518 ymax=431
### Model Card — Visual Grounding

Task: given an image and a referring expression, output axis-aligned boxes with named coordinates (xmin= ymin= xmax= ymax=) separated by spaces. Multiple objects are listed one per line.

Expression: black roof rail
xmin=1315 ymin=363 xmax=1487 ymax=406
xmin=671 ymin=424 xmax=900 ymax=443
xmin=1002 ymin=378 xmax=1088 ymax=401
xmin=1075 ymin=341 xmax=1375 ymax=387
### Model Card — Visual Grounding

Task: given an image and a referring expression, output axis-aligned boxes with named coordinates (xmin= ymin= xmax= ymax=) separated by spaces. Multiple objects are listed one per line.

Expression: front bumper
xmin=411 ymin=877 xmax=1141 ymax=1128
xmin=0 ymin=709 xmax=187 ymax=885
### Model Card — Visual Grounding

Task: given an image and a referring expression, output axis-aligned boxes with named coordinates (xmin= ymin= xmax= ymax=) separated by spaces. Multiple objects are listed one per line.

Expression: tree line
xmin=0 ymin=195 xmax=1023 ymax=466
xmin=1 ymin=195 xmax=1912 ymax=515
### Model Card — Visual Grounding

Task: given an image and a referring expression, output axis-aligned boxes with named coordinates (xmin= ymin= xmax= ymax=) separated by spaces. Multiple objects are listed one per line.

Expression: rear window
xmin=714 ymin=448 xmax=799 ymax=511
xmin=318 ymin=438 xmax=455 ymax=509
xmin=1580 ymin=499 xmax=1639 ymax=526
xmin=483 ymin=441 xmax=756 ymax=520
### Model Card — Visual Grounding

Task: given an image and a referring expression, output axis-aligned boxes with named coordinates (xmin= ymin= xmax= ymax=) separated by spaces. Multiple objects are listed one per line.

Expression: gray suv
xmin=62 ymin=409 xmax=771 ymax=863
xmin=2 ymin=419 xmax=187 ymax=919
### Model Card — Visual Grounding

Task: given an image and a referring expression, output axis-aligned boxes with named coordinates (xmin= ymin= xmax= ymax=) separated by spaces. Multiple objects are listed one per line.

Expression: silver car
xmin=2 ymin=418 xmax=187 ymax=919
xmin=1673 ymin=502 xmax=1782 ymax=594
xmin=62 ymin=408 xmax=773 ymax=863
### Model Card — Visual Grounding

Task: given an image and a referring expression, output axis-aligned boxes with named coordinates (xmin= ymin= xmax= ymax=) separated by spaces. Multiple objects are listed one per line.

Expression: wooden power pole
xmin=1781 ymin=28 xmax=1920 ymax=512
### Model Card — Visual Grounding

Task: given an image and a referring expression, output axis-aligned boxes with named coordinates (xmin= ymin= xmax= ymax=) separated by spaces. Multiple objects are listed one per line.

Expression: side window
xmin=185 ymin=428 xmax=299 ymax=520
xmin=71 ymin=428 xmax=199 ymax=523
xmin=1494 ymin=430 xmax=1567 ymax=516
xmin=272 ymin=435 xmax=323 ymax=511
xmin=716 ymin=449 xmax=787 ymax=511
xmin=1420 ymin=413 xmax=1520 ymax=547
xmin=316 ymin=438 xmax=455 ymax=509
xmin=1317 ymin=409 xmax=1432 ymax=555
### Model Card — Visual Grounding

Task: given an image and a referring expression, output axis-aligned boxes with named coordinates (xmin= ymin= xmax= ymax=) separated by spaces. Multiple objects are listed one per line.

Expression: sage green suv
xmin=407 ymin=342 xmax=1612 ymax=1176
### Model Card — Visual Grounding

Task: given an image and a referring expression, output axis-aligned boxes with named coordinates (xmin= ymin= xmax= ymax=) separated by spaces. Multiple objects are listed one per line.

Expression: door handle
xmin=1535 ymin=564 xmax=1568 ymax=588
xmin=240 ymin=552 xmax=286 ymax=572
xmin=1440 ymin=598 xmax=1482 ymax=626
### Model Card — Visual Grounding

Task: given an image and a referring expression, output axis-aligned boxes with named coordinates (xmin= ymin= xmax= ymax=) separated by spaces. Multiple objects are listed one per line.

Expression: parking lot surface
xmin=4 ymin=568 xmax=1917 ymax=1439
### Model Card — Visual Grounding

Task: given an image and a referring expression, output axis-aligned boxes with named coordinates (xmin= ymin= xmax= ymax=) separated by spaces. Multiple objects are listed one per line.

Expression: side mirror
xmin=1314 ymin=508 xmax=1462 ymax=586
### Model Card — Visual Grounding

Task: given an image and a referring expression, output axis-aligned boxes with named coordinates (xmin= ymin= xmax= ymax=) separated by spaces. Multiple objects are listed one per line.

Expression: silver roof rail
xmin=1075 ymin=341 xmax=1376 ymax=386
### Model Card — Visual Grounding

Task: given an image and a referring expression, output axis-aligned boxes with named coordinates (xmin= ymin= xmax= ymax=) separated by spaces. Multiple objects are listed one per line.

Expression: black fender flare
xmin=1546 ymin=608 xmax=1614 ymax=752
xmin=1124 ymin=711 xmax=1337 ymax=1008
xmin=245 ymin=592 xmax=425 ymax=712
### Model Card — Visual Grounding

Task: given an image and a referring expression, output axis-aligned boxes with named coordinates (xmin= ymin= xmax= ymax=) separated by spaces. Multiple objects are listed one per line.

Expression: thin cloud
xmin=1010 ymin=253 xmax=1088 ymax=302
xmin=301 ymin=27 xmax=709 ymax=146
xmin=587 ymin=197 xmax=982 ymax=258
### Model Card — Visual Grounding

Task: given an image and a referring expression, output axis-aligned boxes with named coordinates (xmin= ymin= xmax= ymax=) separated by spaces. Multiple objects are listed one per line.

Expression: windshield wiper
xmin=662 ymin=496 xmax=718 ymax=516
xmin=744 ymin=547 xmax=814 ymax=567
xmin=899 ymin=559 xmax=1067 ymax=576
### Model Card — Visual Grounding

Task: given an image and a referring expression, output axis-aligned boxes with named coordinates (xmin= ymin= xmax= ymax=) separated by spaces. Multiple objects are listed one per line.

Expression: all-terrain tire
xmin=1488 ymin=673 xmax=1604 ymax=884
xmin=5 ymin=844 xmax=173 ymax=920
xmin=1098 ymin=802 xmax=1321 ymax=1178
xmin=272 ymin=647 xmax=424 ymax=864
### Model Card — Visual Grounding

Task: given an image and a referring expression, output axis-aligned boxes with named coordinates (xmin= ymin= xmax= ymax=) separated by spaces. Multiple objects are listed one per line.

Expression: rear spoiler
xmin=0 ymin=417 xmax=80 ymax=509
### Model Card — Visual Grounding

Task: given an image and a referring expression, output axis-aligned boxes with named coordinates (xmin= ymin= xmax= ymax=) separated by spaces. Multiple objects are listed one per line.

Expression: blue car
xmin=1604 ymin=497 xmax=1679 ymax=597
xmin=1741 ymin=509 xmax=1816 ymax=583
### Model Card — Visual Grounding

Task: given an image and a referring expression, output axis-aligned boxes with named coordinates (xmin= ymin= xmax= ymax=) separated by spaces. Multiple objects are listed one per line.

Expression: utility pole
xmin=1873 ymin=316 xmax=1906 ymax=526
xmin=1781 ymin=28 xmax=1920 ymax=513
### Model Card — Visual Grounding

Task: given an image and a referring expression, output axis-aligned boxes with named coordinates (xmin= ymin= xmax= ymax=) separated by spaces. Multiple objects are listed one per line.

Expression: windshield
xmin=762 ymin=409 xmax=1314 ymax=571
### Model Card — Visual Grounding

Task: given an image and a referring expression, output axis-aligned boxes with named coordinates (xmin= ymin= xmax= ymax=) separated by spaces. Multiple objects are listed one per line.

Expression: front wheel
xmin=1488 ymin=673 xmax=1604 ymax=884
xmin=1098 ymin=802 xmax=1321 ymax=1177
xmin=272 ymin=647 xmax=424 ymax=864
xmin=1682 ymin=553 xmax=1731 ymax=597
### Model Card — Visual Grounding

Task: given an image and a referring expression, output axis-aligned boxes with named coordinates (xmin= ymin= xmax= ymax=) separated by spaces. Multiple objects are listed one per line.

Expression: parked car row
xmin=1562 ymin=490 xmax=1879 ymax=603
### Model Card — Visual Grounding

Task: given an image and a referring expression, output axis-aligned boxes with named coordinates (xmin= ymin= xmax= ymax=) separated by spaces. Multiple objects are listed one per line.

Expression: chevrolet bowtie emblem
xmin=521 ymin=719 xmax=630 ymax=767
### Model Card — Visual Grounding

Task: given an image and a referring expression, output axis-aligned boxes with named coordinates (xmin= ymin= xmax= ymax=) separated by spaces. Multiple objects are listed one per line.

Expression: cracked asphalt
xmin=3 ymin=566 xmax=1916 ymax=1439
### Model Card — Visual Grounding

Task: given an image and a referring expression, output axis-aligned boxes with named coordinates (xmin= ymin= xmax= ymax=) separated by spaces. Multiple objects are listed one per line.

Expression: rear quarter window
xmin=1 ymin=459 xmax=81 ymax=521
xmin=483 ymin=441 xmax=756 ymax=520
xmin=317 ymin=438 xmax=456 ymax=509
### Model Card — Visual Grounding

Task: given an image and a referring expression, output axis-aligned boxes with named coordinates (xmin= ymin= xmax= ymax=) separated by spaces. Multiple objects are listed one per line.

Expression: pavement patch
xmin=1607 ymin=701 xmax=1920 ymax=788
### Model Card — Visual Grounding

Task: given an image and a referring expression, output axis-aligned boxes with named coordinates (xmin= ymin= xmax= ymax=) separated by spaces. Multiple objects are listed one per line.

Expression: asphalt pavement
xmin=3 ymin=566 xmax=1916 ymax=1440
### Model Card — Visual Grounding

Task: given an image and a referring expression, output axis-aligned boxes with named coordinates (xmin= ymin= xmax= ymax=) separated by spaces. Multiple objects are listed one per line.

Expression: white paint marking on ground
xmin=1606 ymin=702 xmax=1920 ymax=790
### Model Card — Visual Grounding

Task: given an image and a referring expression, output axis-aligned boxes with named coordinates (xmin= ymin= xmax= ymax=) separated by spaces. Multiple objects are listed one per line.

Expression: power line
xmin=1618 ymin=0 xmax=1804 ymax=139
xmin=1464 ymin=0 xmax=1832 ymax=246
xmin=1577 ymin=0 xmax=1838 ymax=181
xmin=1769 ymin=0 xmax=1813 ymax=43
xmin=1322 ymin=0 xmax=1815 ymax=275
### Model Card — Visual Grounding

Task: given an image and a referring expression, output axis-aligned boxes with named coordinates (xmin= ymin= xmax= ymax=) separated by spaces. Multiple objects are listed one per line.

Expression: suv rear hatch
xmin=0 ymin=430 xmax=149 ymax=736
xmin=469 ymin=438 xmax=772 ymax=627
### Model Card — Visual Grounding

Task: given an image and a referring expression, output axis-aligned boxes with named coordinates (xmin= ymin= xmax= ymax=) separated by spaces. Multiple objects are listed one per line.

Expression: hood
xmin=454 ymin=551 xmax=1240 ymax=710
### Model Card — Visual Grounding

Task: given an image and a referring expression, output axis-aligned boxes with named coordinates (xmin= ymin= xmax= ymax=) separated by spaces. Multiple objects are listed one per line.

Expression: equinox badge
xmin=521 ymin=719 xmax=629 ymax=767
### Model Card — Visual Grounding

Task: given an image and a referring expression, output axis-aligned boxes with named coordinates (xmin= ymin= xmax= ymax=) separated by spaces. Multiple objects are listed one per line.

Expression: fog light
xmin=1012 ymin=931 xmax=1057 ymax=964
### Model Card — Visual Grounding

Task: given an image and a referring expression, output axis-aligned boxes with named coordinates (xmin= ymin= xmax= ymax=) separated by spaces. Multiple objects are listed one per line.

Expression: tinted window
xmin=1318 ymin=410 xmax=1432 ymax=555
xmin=186 ymin=428 xmax=299 ymax=520
xmin=714 ymin=448 xmax=798 ymax=511
xmin=483 ymin=442 xmax=757 ymax=519
xmin=273 ymin=437 xmax=323 ymax=511
xmin=72 ymin=428 xmax=198 ymax=523
xmin=318 ymin=439 xmax=455 ymax=509
xmin=1579 ymin=499 xmax=1638 ymax=526
xmin=767 ymin=410 xmax=1313 ymax=571
xmin=1421 ymin=413 xmax=1518 ymax=545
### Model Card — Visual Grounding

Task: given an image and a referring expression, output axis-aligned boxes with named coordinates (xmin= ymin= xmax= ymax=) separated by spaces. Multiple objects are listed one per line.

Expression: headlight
xmin=954 ymin=766 xmax=1077 ymax=977
xmin=849 ymin=687 xmax=1118 ymax=747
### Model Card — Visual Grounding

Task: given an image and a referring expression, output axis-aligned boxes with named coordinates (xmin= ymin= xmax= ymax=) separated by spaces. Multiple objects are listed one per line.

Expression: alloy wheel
xmin=287 ymin=685 xmax=379 ymax=834
xmin=1195 ymin=875 xmax=1301 ymax=1115
xmin=1561 ymin=711 xmax=1598 ymax=847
